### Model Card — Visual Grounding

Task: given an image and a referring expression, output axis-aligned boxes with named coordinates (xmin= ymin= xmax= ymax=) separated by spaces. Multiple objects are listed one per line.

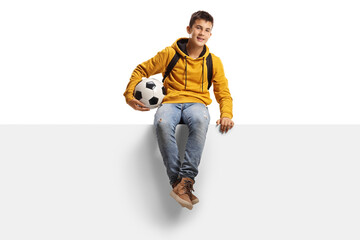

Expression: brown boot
xmin=171 ymin=178 xmax=181 ymax=189
xmin=172 ymin=178 xmax=199 ymax=205
xmin=170 ymin=178 xmax=194 ymax=210
xmin=189 ymin=183 xmax=199 ymax=205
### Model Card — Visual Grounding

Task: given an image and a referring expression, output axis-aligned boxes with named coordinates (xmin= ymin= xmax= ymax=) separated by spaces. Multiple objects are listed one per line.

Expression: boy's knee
xmin=190 ymin=113 xmax=210 ymax=127
xmin=154 ymin=117 xmax=164 ymax=128
xmin=155 ymin=118 xmax=173 ymax=132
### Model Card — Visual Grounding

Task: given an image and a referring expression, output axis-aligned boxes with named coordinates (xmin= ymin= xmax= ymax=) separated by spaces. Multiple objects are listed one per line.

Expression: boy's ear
xmin=186 ymin=26 xmax=191 ymax=34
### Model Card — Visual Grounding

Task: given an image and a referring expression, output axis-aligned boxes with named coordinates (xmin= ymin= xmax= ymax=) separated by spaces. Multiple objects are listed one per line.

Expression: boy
xmin=124 ymin=11 xmax=234 ymax=210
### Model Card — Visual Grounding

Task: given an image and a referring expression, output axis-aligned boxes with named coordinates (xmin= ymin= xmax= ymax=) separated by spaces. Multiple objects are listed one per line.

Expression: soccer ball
xmin=133 ymin=78 xmax=166 ymax=109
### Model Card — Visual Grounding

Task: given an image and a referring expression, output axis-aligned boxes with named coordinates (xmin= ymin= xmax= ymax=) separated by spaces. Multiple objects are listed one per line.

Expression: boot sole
xmin=170 ymin=191 xmax=193 ymax=210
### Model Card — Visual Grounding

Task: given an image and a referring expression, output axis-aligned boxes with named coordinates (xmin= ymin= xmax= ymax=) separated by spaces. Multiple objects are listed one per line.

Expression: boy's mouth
xmin=197 ymin=37 xmax=205 ymax=42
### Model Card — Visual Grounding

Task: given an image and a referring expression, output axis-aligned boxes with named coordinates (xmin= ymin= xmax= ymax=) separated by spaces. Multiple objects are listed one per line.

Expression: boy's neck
xmin=186 ymin=41 xmax=203 ymax=59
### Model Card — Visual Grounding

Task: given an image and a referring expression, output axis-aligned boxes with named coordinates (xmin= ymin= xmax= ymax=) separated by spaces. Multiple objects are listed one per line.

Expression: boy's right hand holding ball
xmin=127 ymin=99 xmax=150 ymax=111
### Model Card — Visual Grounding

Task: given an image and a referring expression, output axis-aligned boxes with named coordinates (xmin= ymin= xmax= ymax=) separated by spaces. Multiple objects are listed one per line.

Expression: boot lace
xmin=183 ymin=180 xmax=194 ymax=197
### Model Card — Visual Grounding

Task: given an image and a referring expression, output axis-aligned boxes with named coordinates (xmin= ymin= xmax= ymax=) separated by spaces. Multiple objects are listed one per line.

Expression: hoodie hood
xmin=172 ymin=38 xmax=210 ymax=59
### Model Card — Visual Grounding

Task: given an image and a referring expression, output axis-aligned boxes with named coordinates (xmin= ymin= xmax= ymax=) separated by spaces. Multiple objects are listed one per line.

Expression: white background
xmin=1 ymin=0 xmax=360 ymax=124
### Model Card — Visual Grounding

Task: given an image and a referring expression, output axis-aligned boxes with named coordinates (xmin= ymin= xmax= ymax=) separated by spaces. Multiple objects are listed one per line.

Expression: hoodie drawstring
xmin=184 ymin=56 xmax=187 ymax=90
xmin=202 ymin=57 xmax=205 ymax=92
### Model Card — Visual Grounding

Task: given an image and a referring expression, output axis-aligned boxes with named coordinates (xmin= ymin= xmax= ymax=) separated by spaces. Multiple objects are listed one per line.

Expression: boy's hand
xmin=216 ymin=117 xmax=234 ymax=134
xmin=127 ymin=99 xmax=150 ymax=111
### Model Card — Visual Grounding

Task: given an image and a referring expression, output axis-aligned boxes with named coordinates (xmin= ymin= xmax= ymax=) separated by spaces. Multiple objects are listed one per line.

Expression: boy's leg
xmin=154 ymin=103 xmax=182 ymax=185
xmin=180 ymin=103 xmax=210 ymax=180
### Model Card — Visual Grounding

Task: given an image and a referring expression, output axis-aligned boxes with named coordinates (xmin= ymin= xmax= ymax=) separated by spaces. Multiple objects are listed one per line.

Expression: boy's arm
xmin=123 ymin=47 xmax=172 ymax=104
xmin=212 ymin=55 xmax=233 ymax=119
xmin=211 ymin=55 xmax=234 ymax=133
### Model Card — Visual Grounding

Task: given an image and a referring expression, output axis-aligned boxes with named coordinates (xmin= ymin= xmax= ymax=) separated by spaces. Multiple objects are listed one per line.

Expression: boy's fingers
xmin=136 ymin=104 xmax=150 ymax=111
xmin=129 ymin=99 xmax=150 ymax=111
xmin=136 ymin=100 xmax=147 ymax=108
xmin=216 ymin=118 xmax=234 ymax=133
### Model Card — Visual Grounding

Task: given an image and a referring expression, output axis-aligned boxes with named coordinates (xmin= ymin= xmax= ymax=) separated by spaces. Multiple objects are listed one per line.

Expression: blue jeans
xmin=154 ymin=103 xmax=210 ymax=185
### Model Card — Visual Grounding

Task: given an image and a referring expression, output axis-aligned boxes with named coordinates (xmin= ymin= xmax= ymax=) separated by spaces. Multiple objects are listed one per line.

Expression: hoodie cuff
xmin=220 ymin=113 xmax=233 ymax=119
xmin=124 ymin=93 xmax=135 ymax=104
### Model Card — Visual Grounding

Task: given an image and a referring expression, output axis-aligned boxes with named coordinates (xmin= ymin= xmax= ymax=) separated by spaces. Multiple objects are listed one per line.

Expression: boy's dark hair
xmin=189 ymin=11 xmax=214 ymax=28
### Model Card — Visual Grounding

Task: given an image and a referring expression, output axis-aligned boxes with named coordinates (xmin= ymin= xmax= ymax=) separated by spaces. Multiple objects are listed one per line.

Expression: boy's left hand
xmin=216 ymin=117 xmax=234 ymax=133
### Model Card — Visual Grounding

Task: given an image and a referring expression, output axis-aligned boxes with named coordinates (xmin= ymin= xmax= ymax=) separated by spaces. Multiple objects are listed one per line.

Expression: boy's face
xmin=187 ymin=19 xmax=212 ymax=47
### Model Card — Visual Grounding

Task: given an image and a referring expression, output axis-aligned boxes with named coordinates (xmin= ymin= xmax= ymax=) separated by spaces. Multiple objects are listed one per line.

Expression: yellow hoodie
xmin=124 ymin=38 xmax=233 ymax=119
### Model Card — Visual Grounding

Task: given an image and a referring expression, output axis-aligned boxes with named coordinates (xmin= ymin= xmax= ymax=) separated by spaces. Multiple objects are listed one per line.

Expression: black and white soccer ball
xmin=134 ymin=78 xmax=166 ymax=109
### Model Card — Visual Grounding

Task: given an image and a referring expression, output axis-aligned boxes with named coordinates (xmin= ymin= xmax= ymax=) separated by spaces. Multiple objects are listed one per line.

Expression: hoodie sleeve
xmin=211 ymin=54 xmax=233 ymax=119
xmin=123 ymin=47 xmax=173 ymax=103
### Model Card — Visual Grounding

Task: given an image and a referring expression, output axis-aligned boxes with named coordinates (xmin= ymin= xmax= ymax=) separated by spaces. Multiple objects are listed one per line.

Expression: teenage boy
xmin=124 ymin=11 xmax=234 ymax=210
